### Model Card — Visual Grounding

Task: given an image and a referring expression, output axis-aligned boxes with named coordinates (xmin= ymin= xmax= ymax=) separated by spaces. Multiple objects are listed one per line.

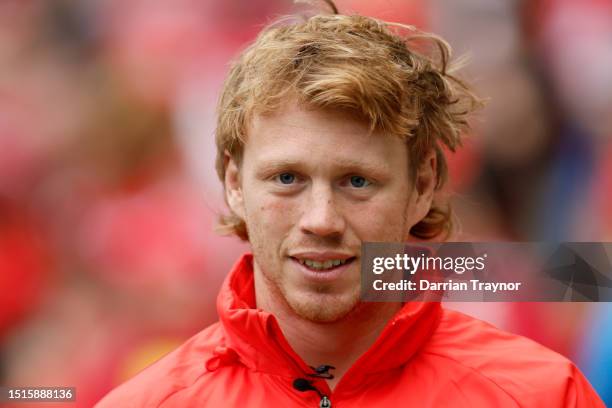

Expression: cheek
xmin=245 ymin=195 xmax=301 ymax=276
xmin=243 ymin=193 xmax=299 ymax=238
xmin=346 ymin=194 xmax=414 ymax=240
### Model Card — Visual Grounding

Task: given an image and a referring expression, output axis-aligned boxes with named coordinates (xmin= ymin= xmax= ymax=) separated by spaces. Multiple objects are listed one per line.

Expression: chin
xmin=283 ymin=288 xmax=361 ymax=323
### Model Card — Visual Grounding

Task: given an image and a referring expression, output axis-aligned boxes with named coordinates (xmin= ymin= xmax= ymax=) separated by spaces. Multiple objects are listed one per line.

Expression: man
xmin=97 ymin=2 xmax=604 ymax=406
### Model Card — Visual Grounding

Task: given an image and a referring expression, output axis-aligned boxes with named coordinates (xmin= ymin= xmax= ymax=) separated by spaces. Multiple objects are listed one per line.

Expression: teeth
xmin=298 ymin=258 xmax=348 ymax=270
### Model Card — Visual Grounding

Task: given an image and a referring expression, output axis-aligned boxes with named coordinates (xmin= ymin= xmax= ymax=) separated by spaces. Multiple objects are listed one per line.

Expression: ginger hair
xmin=215 ymin=1 xmax=482 ymax=241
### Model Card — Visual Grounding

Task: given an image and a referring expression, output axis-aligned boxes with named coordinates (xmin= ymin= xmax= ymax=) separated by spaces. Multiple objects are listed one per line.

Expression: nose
xmin=298 ymin=184 xmax=346 ymax=238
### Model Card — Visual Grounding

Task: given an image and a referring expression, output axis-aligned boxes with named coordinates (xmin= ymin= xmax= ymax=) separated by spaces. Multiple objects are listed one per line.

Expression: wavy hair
xmin=215 ymin=1 xmax=482 ymax=241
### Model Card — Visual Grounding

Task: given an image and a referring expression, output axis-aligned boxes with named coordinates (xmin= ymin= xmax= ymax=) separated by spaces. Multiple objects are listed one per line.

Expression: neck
xmin=254 ymin=266 xmax=402 ymax=390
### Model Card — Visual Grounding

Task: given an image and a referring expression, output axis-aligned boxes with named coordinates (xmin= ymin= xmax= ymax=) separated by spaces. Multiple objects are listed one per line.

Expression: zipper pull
xmin=319 ymin=395 xmax=331 ymax=408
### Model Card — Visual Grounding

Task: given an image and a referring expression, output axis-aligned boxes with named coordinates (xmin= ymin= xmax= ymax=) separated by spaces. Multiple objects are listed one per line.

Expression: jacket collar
xmin=217 ymin=253 xmax=442 ymax=383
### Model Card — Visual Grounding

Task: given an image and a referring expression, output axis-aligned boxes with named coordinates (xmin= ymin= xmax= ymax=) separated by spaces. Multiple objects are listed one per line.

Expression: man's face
xmin=225 ymin=101 xmax=433 ymax=322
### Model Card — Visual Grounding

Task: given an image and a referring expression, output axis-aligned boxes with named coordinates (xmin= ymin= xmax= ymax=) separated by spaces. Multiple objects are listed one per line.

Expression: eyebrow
xmin=254 ymin=157 xmax=390 ymax=178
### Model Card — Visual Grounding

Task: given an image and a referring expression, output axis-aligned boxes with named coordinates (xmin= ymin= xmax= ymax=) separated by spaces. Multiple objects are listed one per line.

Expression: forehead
xmin=244 ymin=102 xmax=408 ymax=172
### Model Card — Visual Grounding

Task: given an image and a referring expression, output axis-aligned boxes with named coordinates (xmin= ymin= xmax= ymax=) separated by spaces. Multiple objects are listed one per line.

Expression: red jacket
xmin=97 ymin=254 xmax=604 ymax=407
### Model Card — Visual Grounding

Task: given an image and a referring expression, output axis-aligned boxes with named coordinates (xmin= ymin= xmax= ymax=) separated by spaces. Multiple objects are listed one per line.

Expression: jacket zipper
xmin=319 ymin=395 xmax=331 ymax=408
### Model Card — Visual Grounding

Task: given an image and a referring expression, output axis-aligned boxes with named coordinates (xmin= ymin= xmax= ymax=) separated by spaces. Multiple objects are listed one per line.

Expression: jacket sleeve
xmin=564 ymin=365 xmax=605 ymax=408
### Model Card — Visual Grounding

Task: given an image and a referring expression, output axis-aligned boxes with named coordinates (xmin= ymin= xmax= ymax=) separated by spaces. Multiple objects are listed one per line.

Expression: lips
xmin=296 ymin=258 xmax=350 ymax=270
xmin=289 ymin=255 xmax=357 ymax=282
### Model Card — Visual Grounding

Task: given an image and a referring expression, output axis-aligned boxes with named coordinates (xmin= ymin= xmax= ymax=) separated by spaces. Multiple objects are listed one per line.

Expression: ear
xmin=224 ymin=151 xmax=246 ymax=220
xmin=411 ymin=149 xmax=437 ymax=224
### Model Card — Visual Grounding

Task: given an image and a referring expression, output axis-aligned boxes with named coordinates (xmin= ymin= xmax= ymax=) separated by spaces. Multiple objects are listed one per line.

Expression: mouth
xmin=292 ymin=257 xmax=355 ymax=271
xmin=289 ymin=255 xmax=357 ymax=281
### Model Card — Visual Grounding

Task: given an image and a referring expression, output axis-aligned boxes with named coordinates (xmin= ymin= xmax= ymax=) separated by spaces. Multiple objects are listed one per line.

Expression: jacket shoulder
xmin=95 ymin=322 xmax=223 ymax=408
xmin=420 ymin=308 xmax=603 ymax=406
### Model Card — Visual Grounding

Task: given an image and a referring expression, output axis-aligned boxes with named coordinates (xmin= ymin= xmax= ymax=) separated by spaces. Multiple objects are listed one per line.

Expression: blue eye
xmin=350 ymin=175 xmax=370 ymax=188
xmin=278 ymin=173 xmax=296 ymax=184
